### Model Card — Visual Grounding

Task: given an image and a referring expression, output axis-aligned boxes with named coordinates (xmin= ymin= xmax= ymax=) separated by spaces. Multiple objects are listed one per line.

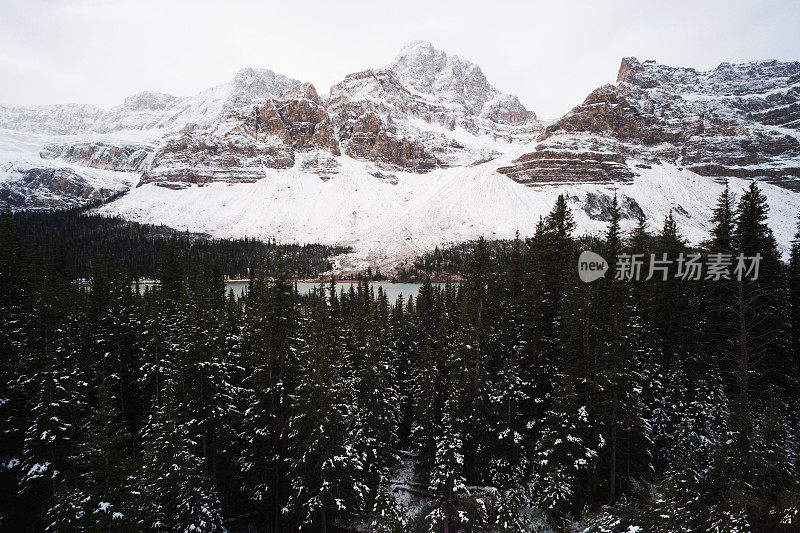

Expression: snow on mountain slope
xmin=0 ymin=68 xmax=302 ymax=137
xmin=0 ymin=129 xmax=140 ymax=209
xmin=500 ymin=57 xmax=800 ymax=189
xmin=1 ymin=41 xmax=541 ymax=209
xmin=97 ymin=150 xmax=800 ymax=270
xmin=328 ymin=41 xmax=541 ymax=169
xmin=3 ymin=45 xmax=800 ymax=270
xmin=0 ymin=68 xmax=306 ymax=206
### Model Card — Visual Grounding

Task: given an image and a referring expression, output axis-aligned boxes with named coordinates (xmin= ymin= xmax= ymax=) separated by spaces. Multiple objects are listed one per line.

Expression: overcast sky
xmin=1 ymin=0 xmax=798 ymax=119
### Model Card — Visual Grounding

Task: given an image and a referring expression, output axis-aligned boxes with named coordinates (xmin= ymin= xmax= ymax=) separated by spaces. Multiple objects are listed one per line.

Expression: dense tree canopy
xmin=1 ymin=184 xmax=799 ymax=531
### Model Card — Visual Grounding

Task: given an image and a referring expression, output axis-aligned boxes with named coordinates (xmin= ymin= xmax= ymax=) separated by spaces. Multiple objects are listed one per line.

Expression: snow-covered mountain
xmin=1 ymin=44 xmax=799 ymax=270
xmin=499 ymin=57 xmax=800 ymax=188
xmin=328 ymin=41 xmax=541 ymax=169
xmin=1 ymin=41 xmax=539 ymax=199
xmin=0 ymin=67 xmax=308 ymax=206
xmin=0 ymin=68 xmax=301 ymax=136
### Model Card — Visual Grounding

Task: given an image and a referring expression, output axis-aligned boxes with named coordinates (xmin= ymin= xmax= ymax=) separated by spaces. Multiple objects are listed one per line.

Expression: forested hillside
xmin=1 ymin=181 xmax=799 ymax=531
xmin=12 ymin=209 xmax=350 ymax=280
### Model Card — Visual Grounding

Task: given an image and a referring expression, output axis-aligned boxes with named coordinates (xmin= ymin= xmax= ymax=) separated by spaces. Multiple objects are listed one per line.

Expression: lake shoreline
xmin=76 ymin=279 xmax=454 ymax=301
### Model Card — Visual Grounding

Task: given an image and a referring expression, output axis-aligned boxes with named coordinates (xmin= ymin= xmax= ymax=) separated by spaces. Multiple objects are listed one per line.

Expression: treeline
xmin=1 ymin=181 xmax=799 ymax=531
xmin=12 ymin=209 xmax=350 ymax=280
xmin=396 ymin=240 xmax=523 ymax=281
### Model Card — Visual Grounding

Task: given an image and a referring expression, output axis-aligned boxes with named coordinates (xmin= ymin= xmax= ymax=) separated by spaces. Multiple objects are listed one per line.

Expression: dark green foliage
xmin=1 ymin=185 xmax=799 ymax=532
xmin=12 ymin=208 xmax=350 ymax=279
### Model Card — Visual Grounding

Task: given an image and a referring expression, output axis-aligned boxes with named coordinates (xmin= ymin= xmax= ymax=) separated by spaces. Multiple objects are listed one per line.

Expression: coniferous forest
xmin=11 ymin=209 xmax=351 ymax=280
xmin=2 ymin=181 xmax=800 ymax=532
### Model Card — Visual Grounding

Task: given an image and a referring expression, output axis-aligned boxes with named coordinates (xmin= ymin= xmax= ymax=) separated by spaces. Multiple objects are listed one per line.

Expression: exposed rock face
xmin=340 ymin=108 xmax=439 ymax=170
xmin=41 ymin=142 xmax=153 ymax=172
xmin=0 ymin=41 xmax=541 ymax=199
xmin=328 ymin=41 xmax=542 ymax=169
xmin=142 ymin=83 xmax=342 ymax=186
xmin=140 ymin=127 xmax=296 ymax=187
xmin=0 ymin=167 xmax=122 ymax=209
xmin=579 ymin=192 xmax=644 ymax=221
xmin=328 ymin=71 xmax=440 ymax=170
xmin=274 ymin=84 xmax=340 ymax=155
xmin=298 ymin=150 xmax=340 ymax=179
xmin=501 ymin=57 xmax=800 ymax=189
xmin=498 ymin=149 xmax=635 ymax=184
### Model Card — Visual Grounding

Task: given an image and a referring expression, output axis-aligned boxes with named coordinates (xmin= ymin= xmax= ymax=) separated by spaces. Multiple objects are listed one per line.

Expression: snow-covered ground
xmin=96 ymin=147 xmax=800 ymax=271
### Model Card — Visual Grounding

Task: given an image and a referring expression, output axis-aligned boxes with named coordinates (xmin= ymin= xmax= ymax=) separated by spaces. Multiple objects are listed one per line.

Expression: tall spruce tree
xmin=412 ymin=280 xmax=452 ymax=482
xmin=80 ymin=377 xmax=136 ymax=531
xmin=284 ymin=287 xmax=366 ymax=531
xmin=240 ymin=262 xmax=301 ymax=531
xmin=452 ymin=237 xmax=493 ymax=485
xmin=594 ymin=194 xmax=651 ymax=503
xmin=521 ymin=196 xmax=576 ymax=444
xmin=136 ymin=386 xmax=225 ymax=532
xmin=350 ymin=287 xmax=400 ymax=511
xmin=789 ymin=218 xmax=800 ymax=388
xmin=0 ymin=209 xmax=29 ymax=528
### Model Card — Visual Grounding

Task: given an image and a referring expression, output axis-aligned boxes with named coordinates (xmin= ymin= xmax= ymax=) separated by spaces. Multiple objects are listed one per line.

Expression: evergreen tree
xmin=709 ymin=181 xmax=736 ymax=253
xmin=451 ymin=237 xmax=493 ymax=484
xmin=427 ymin=396 xmax=469 ymax=533
xmin=19 ymin=303 xmax=90 ymax=528
xmin=284 ymin=289 xmax=366 ymax=531
xmin=350 ymin=291 xmax=400 ymax=510
xmin=411 ymin=280 xmax=452 ymax=482
xmin=182 ymin=261 xmax=240 ymax=514
xmin=789 ymin=218 xmax=800 ymax=388
xmin=136 ymin=387 xmax=225 ymax=532
xmin=732 ymin=181 xmax=790 ymax=401
xmin=239 ymin=264 xmax=301 ymax=530
xmin=486 ymin=235 xmax=529 ymax=489
xmin=521 ymin=196 xmax=576 ymax=442
xmin=81 ymin=378 xmax=136 ymax=531
xmin=534 ymin=381 xmax=598 ymax=528
xmin=0 ymin=209 xmax=29 ymax=528
xmin=370 ymin=481 xmax=408 ymax=533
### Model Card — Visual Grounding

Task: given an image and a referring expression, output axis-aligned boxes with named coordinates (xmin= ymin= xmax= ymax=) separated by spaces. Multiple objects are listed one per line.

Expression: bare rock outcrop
xmin=500 ymin=57 xmax=800 ymax=189
xmin=0 ymin=167 xmax=125 ymax=209
xmin=40 ymin=142 xmax=153 ymax=172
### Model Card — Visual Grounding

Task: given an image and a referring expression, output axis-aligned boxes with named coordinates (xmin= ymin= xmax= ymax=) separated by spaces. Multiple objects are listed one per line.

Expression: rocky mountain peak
xmin=281 ymin=82 xmax=323 ymax=104
xmin=319 ymin=42 xmax=542 ymax=171
xmin=388 ymin=41 xmax=499 ymax=116
xmin=501 ymin=56 xmax=800 ymax=190
xmin=389 ymin=40 xmax=453 ymax=91
xmin=616 ymin=57 xmax=644 ymax=83
xmin=226 ymin=67 xmax=301 ymax=108
xmin=615 ymin=56 xmax=800 ymax=96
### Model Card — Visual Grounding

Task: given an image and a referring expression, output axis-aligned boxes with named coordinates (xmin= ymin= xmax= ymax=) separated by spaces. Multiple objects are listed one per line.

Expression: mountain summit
xmin=389 ymin=40 xmax=534 ymax=124
xmin=499 ymin=56 xmax=800 ymax=189
xmin=1 ymin=48 xmax=799 ymax=270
